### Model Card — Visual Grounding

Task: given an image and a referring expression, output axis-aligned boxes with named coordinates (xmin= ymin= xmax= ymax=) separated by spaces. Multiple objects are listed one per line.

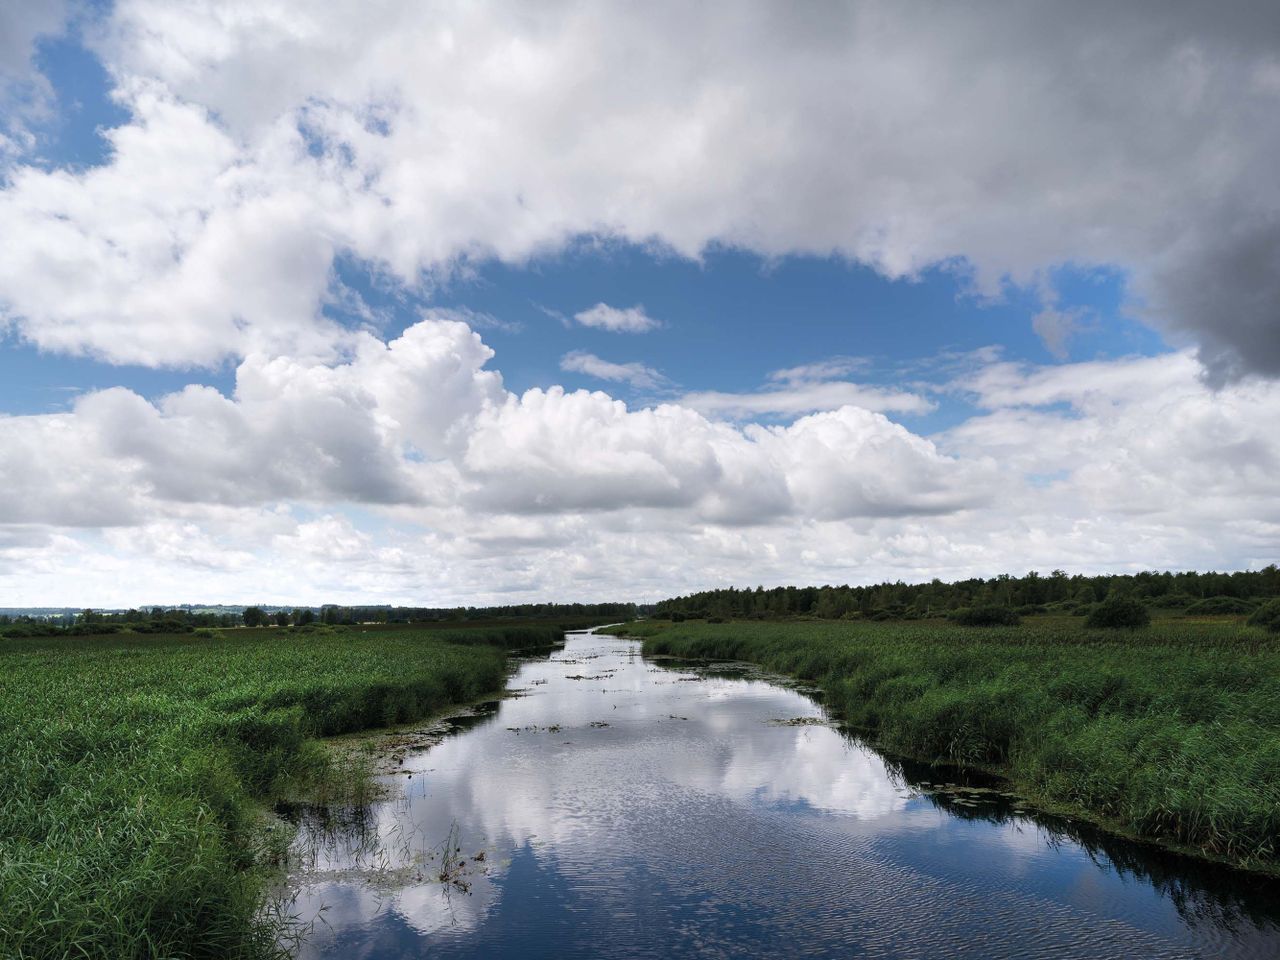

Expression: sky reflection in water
xmin=283 ymin=632 xmax=1280 ymax=959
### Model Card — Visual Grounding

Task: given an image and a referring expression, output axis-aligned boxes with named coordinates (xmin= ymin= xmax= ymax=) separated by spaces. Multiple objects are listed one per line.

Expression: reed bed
xmin=610 ymin=618 xmax=1280 ymax=871
xmin=0 ymin=624 xmax=560 ymax=959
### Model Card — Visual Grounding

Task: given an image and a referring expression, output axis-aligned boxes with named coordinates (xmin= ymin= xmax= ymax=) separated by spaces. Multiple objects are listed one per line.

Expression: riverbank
xmin=603 ymin=618 xmax=1280 ymax=874
xmin=0 ymin=623 xmax=563 ymax=960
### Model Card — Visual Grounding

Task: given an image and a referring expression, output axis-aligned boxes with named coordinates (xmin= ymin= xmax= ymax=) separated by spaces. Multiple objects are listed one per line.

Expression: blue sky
xmin=0 ymin=3 xmax=1277 ymax=606
xmin=2 ymin=30 xmax=1159 ymax=420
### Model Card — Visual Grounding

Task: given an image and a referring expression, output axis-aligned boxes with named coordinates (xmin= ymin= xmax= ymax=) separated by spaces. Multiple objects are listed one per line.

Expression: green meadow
xmin=605 ymin=616 xmax=1280 ymax=872
xmin=0 ymin=624 xmax=561 ymax=960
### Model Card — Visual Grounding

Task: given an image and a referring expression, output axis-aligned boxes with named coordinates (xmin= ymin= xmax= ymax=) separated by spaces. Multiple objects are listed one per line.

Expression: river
xmin=280 ymin=629 xmax=1280 ymax=958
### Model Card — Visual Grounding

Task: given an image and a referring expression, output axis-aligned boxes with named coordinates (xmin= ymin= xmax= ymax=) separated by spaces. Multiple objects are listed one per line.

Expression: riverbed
xmin=280 ymin=629 xmax=1280 ymax=958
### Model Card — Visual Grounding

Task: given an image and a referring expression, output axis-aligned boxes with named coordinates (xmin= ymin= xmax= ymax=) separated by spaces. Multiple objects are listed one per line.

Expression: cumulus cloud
xmin=560 ymin=350 xmax=666 ymax=389
xmin=0 ymin=318 xmax=966 ymax=533
xmin=0 ymin=314 xmax=503 ymax=524
xmin=5 ymin=315 xmax=1278 ymax=607
xmin=3 ymin=4 xmax=1280 ymax=604
xmin=0 ymin=2 xmax=1276 ymax=376
xmin=572 ymin=304 xmax=661 ymax=334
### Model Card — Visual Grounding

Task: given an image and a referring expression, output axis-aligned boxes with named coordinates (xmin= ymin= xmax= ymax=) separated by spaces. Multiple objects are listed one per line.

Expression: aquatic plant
xmin=612 ymin=617 xmax=1280 ymax=871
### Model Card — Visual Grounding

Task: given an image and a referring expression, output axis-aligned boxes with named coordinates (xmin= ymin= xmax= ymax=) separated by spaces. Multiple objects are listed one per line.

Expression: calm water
xmin=281 ymin=630 xmax=1280 ymax=959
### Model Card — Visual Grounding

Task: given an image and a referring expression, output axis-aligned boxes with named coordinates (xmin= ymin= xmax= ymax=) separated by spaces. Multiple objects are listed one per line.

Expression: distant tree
xmin=295 ymin=609 xmax=315 ymax=626
xmin=274 ymin=610 xmax=291 ymax=627
xmin=242 ymin=606 xmax=267 ymax=628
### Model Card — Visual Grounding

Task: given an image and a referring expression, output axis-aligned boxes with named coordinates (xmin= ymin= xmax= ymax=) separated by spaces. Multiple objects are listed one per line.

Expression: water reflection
xmin=280 ymin=631 xmax=1280 ymax=959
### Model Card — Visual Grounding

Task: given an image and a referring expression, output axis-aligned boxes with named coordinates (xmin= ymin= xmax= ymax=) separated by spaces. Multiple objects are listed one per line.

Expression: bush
xmin=1085 ymin=596 xmax=1151 ymax=629
xmin=1247 ymin=599 xmax=1280 ymax=633
xmin=1183 ymin=596 xmax=1257 ymax=617
xmin=949 ymin=605 xmax=1021 ymax=627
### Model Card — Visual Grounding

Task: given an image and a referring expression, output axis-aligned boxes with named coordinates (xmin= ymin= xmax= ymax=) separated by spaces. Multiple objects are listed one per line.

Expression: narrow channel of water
xmin=280 ymin=630 xmax=1280 ymax=958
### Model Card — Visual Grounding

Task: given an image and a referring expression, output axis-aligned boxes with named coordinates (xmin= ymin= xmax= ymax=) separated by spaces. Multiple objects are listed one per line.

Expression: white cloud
xmin=2 ymin=5 xmax=1280 ymax=604
xmin=560 ymin=350 xmax=666 ymax=389
xmin=682 ymin=381 xmax=933 ymax=420
xmin=0 ymin=1 xmax=68 ymax=158
xmin=4 ymin=317 xmax=1278 ymax=606
xmin=2 ymin=2 xmax=1275 ymax=375
xmin=572 ymin=303 xmax=661 ymax=334
xmin=683 ymin=352 xmax=933 ymax=419
xmin=768 ymin=357 xmax=871 ymax=383
xmin=1031 ymin=307 xmax=1087 ymax=361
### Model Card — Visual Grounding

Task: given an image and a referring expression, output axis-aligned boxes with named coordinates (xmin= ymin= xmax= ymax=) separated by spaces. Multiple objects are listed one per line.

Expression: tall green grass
xmin=0 ymin=624 xmax=560 ymax=959
xmin=611 ymin=618 xmax=1280 ymax=871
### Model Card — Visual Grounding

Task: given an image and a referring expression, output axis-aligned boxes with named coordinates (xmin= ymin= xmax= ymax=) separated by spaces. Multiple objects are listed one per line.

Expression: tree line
xmin=650 ymin=567 xmax=1280 ymax=621
xmin=1 ymin=601 xmax=639 ymax=635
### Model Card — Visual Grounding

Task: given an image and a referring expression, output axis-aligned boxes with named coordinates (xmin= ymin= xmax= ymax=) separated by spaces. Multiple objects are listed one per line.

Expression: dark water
xmin=281 ymin=630 xmax=1280 ymax=959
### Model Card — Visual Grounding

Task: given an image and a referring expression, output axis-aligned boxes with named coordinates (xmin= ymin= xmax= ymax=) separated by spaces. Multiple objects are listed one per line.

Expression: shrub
xmin=1183 ymin=596 xmax=1257 ymax=617
xmin=1085 ymin=596 xmax=1151 ymax=629
xmin=949 ymin=605 xmax=1020 ymax=627
xmin=1247 ymin=598 xmax=1280 ymax=633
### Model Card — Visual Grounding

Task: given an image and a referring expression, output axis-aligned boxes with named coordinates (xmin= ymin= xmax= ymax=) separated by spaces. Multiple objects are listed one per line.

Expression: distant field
xmin=0 ymin=623 xmax=562 ymax=960
xmin=605 ymin=617 xmax=1280 ymax=873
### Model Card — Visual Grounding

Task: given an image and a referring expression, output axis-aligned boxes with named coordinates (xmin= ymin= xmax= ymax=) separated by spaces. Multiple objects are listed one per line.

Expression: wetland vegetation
xmin=604 ymin=615 xmax=1280 ymax=873
xmin=6 ymin=570 xmax=1278 ymax=958
xmin=0 ymin=623 xmax=562 ymax=959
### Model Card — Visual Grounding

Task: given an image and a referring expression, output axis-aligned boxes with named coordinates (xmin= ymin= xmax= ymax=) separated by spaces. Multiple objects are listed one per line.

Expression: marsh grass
xmin=0 ymin=623 xmax=560 ymax=959
xmin=608 ymin=617 xmax=1280 ymax=871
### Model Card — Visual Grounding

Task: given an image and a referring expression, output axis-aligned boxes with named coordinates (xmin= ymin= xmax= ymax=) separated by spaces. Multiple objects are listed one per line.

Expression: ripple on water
xmin=281 ymin=632 xmax=1280 ymax=960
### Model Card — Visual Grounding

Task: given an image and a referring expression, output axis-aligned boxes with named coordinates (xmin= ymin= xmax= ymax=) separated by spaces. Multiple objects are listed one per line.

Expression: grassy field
xmin=605 ymin=617 xmax=1280 ymax=872
xmin=0 ymin=623 xmax=561 ymax=960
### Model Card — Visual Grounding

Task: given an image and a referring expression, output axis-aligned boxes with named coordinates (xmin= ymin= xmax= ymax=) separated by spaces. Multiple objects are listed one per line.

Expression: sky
xmin=0 ymin=1 xmax=1278 ymax=607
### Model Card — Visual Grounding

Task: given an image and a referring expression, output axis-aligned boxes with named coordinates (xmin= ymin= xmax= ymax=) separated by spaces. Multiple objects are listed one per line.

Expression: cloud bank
xmin=2 ymin=317 xmax=1278 ymax=605
xmin=1 ymin=3 xmax=1279 ymax=604
xmin=0 ymin=1 xmax=1277 ymax=377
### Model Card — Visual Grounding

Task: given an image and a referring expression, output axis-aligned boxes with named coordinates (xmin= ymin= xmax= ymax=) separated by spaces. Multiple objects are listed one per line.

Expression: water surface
xmin=282 ymin=630 xmax=1280 ymax=959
